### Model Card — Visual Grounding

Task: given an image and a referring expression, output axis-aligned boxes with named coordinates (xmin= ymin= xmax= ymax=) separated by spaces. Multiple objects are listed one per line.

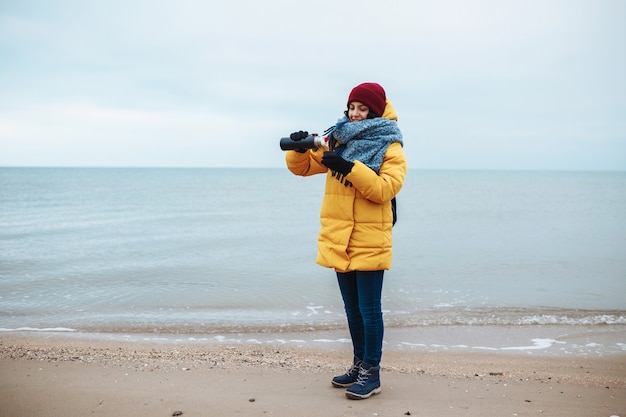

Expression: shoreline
xmin=2 ymin=323 xmax=625 ymax=356
xmin=1 ymin=333 xmax=624 ymax=417
xmin=1 ymin=333 xmax=626 ymax=384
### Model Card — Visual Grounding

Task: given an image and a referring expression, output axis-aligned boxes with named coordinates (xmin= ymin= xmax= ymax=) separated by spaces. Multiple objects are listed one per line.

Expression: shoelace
xmin=343 ymin=364 xmax=359 ymax=377
xmin=354 ymin=368 xmax=371 ymax=386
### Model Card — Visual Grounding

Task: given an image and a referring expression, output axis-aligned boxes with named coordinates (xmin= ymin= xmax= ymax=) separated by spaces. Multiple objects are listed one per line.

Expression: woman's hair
xmin=344 ymin=109 xmax=378 ymax=119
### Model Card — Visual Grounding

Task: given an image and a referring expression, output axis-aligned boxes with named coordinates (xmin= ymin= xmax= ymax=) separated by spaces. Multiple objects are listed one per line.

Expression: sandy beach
xmin=0 ymin=334 xmax=624 ymax=417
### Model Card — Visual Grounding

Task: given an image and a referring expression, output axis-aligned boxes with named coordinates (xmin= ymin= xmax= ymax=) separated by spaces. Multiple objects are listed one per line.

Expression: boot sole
xmin=331 ymin=381 xmax=354 ymax=388
xmin=345 ymin=386 xmax=382 ymax=400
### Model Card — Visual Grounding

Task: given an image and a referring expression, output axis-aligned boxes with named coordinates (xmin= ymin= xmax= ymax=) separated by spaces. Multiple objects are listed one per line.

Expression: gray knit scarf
xmin=330 ymin=116 xmax=403 ymax=174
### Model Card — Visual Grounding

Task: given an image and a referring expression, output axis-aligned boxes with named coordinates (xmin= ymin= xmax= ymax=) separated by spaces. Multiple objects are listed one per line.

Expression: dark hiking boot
xmin=331 ymin=357 xmax=362 ymax=388
xmin=345 ymin=362 xmax=381 ymax=399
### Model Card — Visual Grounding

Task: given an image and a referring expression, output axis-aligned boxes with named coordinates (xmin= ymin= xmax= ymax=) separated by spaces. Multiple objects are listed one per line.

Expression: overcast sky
xmin=1 ymin=0 xmax=624 ymax=170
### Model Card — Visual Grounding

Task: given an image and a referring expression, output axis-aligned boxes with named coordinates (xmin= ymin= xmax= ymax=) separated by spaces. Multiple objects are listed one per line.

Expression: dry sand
xmin=1 ymin=334 xmax=624 ymax=417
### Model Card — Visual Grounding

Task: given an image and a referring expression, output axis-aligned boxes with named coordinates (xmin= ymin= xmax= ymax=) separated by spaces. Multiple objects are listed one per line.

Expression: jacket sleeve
xmin=345 ymin=142 xmax=406 ymax=203
xmin=285 ymin=148 xmax=328 ymax=177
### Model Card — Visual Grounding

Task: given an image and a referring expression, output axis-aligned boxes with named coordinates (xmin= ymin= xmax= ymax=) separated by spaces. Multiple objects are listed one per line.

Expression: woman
xmin=285 ymin=82 xmax=407 ymax=399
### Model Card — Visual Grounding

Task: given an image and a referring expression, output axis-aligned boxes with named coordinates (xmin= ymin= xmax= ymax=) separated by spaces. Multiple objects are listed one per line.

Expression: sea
xmin=1 ymin=168 xmax=625 ymax=356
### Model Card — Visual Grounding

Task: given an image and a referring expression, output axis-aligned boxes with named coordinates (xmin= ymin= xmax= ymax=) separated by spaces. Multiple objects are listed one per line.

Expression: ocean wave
xmin=515 ymin=314 xmax=626 ymax=325
xmin=1 ymin=307 xmax=624 ymax=334
xmin=384 ymin=307 xmax=626 ymax=327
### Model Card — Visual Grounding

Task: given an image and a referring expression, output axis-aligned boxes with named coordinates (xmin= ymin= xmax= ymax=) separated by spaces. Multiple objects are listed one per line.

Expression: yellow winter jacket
xmin=285 ymin=100 xmax=407 ymax=272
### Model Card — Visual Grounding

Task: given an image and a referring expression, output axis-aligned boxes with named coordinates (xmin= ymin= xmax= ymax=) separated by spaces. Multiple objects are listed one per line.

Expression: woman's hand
xmin=289 ymin=131 xmax=309 ymax=141
xmin=321 ymin=151 xmax=354 ymax=175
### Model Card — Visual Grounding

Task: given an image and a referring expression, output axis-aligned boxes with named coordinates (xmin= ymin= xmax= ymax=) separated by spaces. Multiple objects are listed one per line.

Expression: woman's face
xmin=347 ymin=102 xmax=370 ymax=122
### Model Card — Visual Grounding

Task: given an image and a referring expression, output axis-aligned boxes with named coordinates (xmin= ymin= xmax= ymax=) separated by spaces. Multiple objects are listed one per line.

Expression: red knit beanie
xmin=347 ymin=82 xmax=386 ymax=117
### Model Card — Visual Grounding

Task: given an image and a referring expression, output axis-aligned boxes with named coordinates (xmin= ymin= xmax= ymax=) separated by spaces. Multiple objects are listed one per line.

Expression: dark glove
xmin=321 ymin=151 xmax=354 ymax=175
xmin=290 ymin=130 xmax=309 ymax=141
xmin=289 ymin=130 xmax=310 ymax=153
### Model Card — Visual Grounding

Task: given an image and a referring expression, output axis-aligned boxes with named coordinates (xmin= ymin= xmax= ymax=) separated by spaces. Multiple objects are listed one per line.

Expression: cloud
xmin=0 ymin=0 xmax=624 ymax=169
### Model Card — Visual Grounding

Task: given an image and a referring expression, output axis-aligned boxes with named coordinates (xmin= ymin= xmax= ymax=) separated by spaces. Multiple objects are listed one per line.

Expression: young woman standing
xmin=285 ymin=82 xmax=407 ymax=399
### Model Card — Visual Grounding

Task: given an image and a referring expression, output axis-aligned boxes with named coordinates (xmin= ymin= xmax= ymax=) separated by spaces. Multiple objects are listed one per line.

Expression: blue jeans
xmin=336 ymin=270 xmax=385 ymax=367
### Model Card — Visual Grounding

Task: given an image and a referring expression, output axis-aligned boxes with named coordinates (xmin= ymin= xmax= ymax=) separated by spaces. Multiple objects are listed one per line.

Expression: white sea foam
xmin=306 ymin=306 xmax=323 ymax=316
xmin=500 ymin=338 xmax=565 ymax=351
xmin=0 ymin=327 xmax=76 ymax=332
xmin=312 ymin=338 xmax=351 ymax=344
xmin=516 ymin=314 xmax=626 ymax=325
